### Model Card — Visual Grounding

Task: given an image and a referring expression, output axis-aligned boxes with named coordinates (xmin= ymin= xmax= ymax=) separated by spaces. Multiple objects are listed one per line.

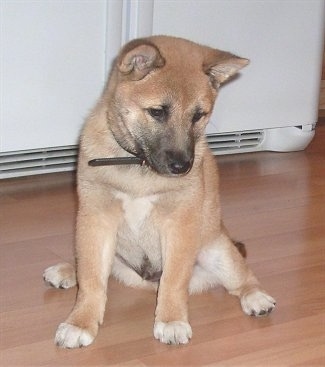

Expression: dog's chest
xmin=114 ymin=191 xmax=161 ymax=271
xmin=115 ymin=192 xmax=158 ymax=233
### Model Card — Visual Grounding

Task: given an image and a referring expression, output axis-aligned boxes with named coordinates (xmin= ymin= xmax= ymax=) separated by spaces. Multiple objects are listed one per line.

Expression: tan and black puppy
xmin=44 ymin=36 xmax=275 ymax=348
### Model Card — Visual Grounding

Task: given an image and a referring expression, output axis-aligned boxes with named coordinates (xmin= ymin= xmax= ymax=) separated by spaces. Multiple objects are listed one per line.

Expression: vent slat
xmin=0 ymin=146 xmax=78 ymax=179
xmin=208 ymin=139 xmax=261 ymax=148
xmin=207 ymin=136 xmax=261 ymax=143
xmin=207 ymin=133 xmax=262 ymax=142
xmin=212 ymin=144 xmax=259 ymax=151
xmin=1 ymin=157 xmax=76 ymax=170
xmin=207 ymin=130 xmax=264 ymax=155
xmin=0 ymin=150 xmax=76 ymax=163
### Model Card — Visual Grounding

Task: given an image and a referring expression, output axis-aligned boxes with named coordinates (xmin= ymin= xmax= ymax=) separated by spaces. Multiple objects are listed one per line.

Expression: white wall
xmin=1 ymin=0 xmax=107 ymax=152
xmin=152 ymin=0 xmax=325 ymax=134
xmin=1 ymin=0 xmax=324 ymax=154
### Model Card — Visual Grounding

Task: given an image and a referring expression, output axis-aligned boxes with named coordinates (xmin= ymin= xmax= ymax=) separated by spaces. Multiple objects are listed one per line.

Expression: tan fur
xmin=44 ymin=36 xmax=275 ymax=348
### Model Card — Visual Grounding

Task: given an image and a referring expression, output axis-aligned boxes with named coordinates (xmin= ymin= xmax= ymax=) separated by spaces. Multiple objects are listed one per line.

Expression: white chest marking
xmin=115 ymin=192 xmax=157 ymax=232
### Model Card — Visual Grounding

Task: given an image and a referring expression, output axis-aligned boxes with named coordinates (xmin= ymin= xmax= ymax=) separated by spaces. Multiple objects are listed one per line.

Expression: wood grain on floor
xmin=0 ymin=124 xmax=324 ymax=366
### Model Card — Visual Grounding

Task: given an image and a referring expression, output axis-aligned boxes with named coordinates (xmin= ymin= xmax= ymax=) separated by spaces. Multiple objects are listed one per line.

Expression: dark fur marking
xmin=234 ymin=241 xmax=247 ymax=258
xmin=116 ymin=253 xmax=161 ymax=282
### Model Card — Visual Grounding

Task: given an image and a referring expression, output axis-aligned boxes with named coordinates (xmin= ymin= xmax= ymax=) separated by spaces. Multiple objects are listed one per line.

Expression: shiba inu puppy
xmin=43 ymin=36 xmax=275 ymax=348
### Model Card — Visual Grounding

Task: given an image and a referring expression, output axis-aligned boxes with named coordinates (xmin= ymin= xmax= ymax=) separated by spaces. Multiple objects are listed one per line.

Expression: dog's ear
xmin=118 ymin=39 xmax=165 ymax=80
xmin=204 ymin=50 xmax=249 ymax=88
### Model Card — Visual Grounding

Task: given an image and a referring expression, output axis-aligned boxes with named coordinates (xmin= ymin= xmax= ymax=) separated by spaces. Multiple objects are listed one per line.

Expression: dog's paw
xmin=55 ymin=323 xmax=95 ymax=348
xmin=43 ymin=263 xmax=76 ymax=289
xmin=240 ymin=289 xmax=276 ymax=317
xmin=153 ymin=321 xmax=192 ymax=345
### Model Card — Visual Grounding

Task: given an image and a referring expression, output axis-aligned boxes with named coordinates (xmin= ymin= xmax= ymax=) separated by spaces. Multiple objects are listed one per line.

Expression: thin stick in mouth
xmin=88 ymin=157 xmax=145 ymax=167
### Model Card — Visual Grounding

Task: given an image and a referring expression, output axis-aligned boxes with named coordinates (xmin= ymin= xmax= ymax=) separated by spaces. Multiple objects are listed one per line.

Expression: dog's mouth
xmin=107 ymin=123 xmax=195 ymax=176
xmin=143 ymin=149 xmax=194 ymax=176
xmin=132 ymin=136 xmax=195 ymax=176
xmin=88 ymin=149 xmax=194 ymax=176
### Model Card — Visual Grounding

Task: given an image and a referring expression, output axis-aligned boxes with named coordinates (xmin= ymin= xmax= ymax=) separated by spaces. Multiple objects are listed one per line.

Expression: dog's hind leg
xmin=190 ymin=231 xmax=276 ymax=317
xmin=43 ymin=262 xmax=77 ymax=289
xmin=188 ymin=240 xmax=246 ymax=294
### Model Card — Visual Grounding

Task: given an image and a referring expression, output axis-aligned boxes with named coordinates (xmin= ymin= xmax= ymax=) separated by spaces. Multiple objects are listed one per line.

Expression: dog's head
xmin=108 ymin=36 xmax=248 ymax=176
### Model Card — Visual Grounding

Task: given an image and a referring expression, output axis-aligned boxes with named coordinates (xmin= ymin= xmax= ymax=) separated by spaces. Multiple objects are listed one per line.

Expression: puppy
xmin=44 ymin=36 xmax=275 ymax=348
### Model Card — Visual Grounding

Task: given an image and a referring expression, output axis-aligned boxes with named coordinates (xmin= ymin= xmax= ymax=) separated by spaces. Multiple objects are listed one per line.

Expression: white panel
xmin=152 ymin=0 xmax=325 ymax=133
xmin=106 ymin=0 xmax=124 ymax=71
xmin=127 ymin=0 xmax=154 ymax=40
xmin=1 ymin=0 xmax=107 ymax=152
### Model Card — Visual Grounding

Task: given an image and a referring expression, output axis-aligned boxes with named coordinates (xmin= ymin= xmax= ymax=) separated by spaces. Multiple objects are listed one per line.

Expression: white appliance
xmin=150 ymin=0 xmax=325 ymax=154
xmin=1 ymin=0 xmax=324 ymax=178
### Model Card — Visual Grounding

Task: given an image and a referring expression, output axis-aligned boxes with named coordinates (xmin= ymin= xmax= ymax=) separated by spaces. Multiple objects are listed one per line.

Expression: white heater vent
xmin=0 ymin=130 xmax=266 ymax=179
xmin=207 ymin=130 xmax=265 ymax=155
xmin=0 ymin=146 xmax=78 ymax=179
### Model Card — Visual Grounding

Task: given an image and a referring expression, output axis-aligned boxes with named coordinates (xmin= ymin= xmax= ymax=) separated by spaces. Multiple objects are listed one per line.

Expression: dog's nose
xmin=169 ymin=160 xmax=192 ymax=174
xmin=166 ymin=151 xmax=193 ymax=175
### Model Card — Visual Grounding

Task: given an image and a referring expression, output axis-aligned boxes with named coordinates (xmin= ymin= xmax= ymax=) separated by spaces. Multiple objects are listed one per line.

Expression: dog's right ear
xmin=118 ymin=39 xmax=165 ymax=81
xmin=203 ymin=50 xmax=249 ymax=89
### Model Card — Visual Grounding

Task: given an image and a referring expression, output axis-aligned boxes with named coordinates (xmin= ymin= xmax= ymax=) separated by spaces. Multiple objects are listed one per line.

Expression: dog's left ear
xmin=118 ymin=39 xmax=165 ymax=81
xmin=204 ymin=50 xmax=249 ymax=88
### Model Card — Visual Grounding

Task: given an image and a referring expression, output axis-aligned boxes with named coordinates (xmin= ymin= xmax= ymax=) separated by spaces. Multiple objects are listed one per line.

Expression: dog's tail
xmin=233 ymin=241 xmax=247 ymax=258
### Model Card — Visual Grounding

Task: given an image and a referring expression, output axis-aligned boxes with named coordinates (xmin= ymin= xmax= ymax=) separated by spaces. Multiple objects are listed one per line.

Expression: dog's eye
xmin=148 ymin=108 xmax=164 ymax=118
xmin=147 ymin=107 xmax=168 ymax=122
xmin=192 ymin=111 xmax=207 ymax=124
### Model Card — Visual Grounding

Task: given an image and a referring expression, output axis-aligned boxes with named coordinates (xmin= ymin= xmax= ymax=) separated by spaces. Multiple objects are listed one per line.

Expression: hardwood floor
xmin=0 ymin=124 xmax=324 ymax=366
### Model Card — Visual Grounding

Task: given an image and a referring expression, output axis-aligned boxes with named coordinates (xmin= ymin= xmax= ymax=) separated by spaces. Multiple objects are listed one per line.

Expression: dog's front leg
xmin=154 ymin=212 xmax=199 ymax=345
xmin=55 ymin=207 xmax=120 ymax=348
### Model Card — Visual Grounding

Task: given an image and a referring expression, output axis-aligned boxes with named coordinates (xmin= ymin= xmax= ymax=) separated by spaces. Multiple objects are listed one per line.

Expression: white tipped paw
xmin=43 ymin=263 xmax=76 ymax=289
xmin=154 ymin=321 xmax=192 ymax=345
xmin=241 ymin=289 xmax=276 ymax=317
xmin=55 ymin=323 xmax=94 ymax=348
